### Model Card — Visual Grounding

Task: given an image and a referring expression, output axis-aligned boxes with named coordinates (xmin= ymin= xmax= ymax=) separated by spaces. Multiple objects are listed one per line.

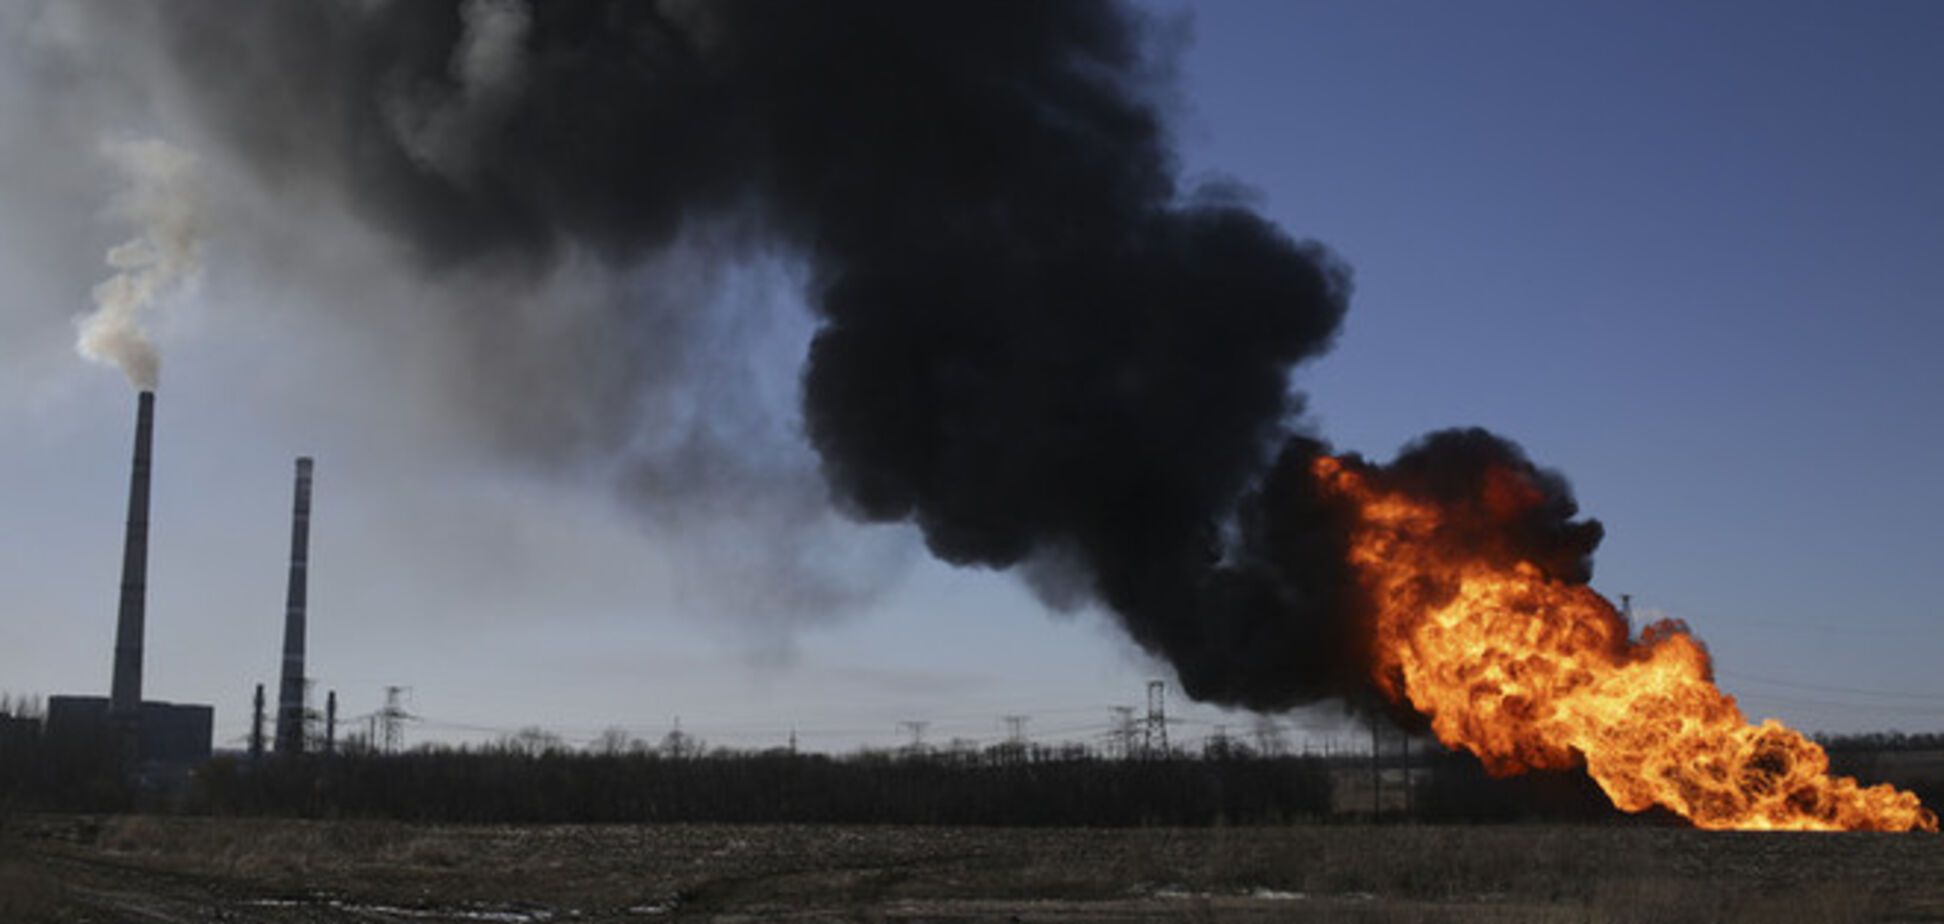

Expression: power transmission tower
xmin=1002 ymin=715 xmax=1029 ymax=744
xmin=379 ymin=686 xmax=412 ymax=754
xmin=899 ymin=720 xmax=929 ymax=756
xmin=1144 ymin=680 xmax=1169 ymax=758
xmin=1252 ymin=716 xmax=1286 ymax=757
xmin=1209 ymin=724 xmax=1231 ymax=758
xmin=1109 ymin=706 xmax=1138 ymax=760
xmin=249 ymin=683 xmax=266 ymax=763
xmin=302 ymin=678 xmax=318 ymax=751
xmin=1000 ymin=714 xmax=1030 ymax=764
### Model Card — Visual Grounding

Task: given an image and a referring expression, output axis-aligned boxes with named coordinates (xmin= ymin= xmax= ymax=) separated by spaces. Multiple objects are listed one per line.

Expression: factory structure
xmin=35 ymin=391 xmax=331 ymax=783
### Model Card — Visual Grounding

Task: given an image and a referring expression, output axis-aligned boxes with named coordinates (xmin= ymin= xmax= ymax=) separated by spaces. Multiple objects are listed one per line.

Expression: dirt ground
xmin=3 ymin=815 xmax=1939 ymax=923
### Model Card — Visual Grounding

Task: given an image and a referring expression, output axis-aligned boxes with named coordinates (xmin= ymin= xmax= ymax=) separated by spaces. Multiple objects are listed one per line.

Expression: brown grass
xmin=11 ymin=817 xmax=1933 ymax=921
xmin=0 ymin=810 xmax=62 ymax=922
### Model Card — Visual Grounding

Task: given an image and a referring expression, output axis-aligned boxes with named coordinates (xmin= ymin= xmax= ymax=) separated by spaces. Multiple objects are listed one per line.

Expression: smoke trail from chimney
xmin=76 ymin=138 xmax=206 ymax=391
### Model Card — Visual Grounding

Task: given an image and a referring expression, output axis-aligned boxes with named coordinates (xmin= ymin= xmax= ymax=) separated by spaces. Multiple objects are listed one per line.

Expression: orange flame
xmin=1314 ymin=455 xmax=1936 ymax=832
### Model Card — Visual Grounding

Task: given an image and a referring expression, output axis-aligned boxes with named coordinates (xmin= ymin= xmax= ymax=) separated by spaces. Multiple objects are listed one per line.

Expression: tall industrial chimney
xmin=273 ymin=457 xmax=313 ymax=756
xmin=109 ymin=391 xmax=154 ymax=727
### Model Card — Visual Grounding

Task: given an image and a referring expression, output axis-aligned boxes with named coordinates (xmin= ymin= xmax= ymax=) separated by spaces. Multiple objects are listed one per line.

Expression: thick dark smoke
xmin=1369 ymin=428 xmax=1604 ymax=585
xmin=103 ymin=0 xmax=1602 ymax=711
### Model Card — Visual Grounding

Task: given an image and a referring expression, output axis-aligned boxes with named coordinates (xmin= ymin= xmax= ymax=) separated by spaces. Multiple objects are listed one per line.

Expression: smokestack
xmin=108 ymin=390 xmax=154 ymax=723
xmin=273 ymin=457 xmax=313 ymax=756
xmin=250 ymin=682 xmax=265 ymax=763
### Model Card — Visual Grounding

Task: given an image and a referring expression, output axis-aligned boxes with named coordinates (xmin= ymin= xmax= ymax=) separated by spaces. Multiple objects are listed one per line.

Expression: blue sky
xmin=1 ymin=1 xmax=1940 ymax=751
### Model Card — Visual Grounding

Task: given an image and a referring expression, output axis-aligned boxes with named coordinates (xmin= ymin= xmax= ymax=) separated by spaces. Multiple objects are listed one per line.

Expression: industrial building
xmin=44 ymin=696 xmax=212 ymax=766
xmin=39 ymin=391 xmax=215 ymax=776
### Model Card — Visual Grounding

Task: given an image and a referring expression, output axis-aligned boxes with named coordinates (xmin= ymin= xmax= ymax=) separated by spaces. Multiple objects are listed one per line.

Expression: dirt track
xmin=5 ymin=816 xmax=1941 ymax=922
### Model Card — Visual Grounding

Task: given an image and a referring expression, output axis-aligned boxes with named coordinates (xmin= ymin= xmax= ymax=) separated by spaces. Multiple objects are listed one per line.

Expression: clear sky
xmin=1 ymin=1 xmax=1941 ymax=753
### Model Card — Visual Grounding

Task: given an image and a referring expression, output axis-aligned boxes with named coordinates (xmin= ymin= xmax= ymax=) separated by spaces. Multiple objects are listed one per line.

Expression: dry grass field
xmin=3 ymin=814 xmax=1939 ymax=922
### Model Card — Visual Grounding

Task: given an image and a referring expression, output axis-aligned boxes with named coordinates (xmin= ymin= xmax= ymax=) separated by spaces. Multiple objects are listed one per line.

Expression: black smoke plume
xmin=107 ymin=0 xmax=1600 ymax=710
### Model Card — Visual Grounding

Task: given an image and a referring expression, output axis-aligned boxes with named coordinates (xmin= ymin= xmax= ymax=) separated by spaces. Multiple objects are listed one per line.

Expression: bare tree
xmin=590 ymin=727 xmax=635 ymax=756
xmin=499 ymin=726 xmax=565 ymax=757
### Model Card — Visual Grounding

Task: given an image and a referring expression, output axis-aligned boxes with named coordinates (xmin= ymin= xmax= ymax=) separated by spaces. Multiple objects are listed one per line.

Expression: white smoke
xmin=76 ymin=138 xmax=206 ymax=391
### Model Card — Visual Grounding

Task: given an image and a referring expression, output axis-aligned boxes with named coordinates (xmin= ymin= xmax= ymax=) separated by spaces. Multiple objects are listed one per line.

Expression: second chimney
xmin=273 ymin=457 xmax=313 ymax=755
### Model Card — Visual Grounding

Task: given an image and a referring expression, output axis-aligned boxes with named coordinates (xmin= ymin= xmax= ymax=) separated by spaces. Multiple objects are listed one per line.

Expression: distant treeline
xmin=4 ymin=734 xmax=1342 ymax=825
xmin=1 ymin=732 xmax=1644 ymax=826
xmin=8 ymin=716 xmax=1936 ymax=826
xmin=1818 ymin=731 xmax=1944 ymax=753
xmin=0 ymin=716 xmax=131 ymax=814
xmin=198 ymin=748 xmax=1343 ymax=826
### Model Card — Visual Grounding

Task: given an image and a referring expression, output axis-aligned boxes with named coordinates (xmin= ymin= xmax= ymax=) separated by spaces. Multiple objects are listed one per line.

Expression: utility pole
xmin=325 ymin=690 xmax=337 ymax=755
xmin=1144 ymin=680 xmax=1169 ymax=759
xmin=788 ymin=728 xmax=798 ymax=755
xmin=249 ymin=683 xmax=266 ymax=763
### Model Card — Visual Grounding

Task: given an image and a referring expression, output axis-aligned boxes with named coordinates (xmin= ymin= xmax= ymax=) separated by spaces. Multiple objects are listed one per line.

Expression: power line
xmin=1734 ymin=691 xmax=1944 ymax=718
xmin=1721 ymin=669 xmax=1944 ymax=704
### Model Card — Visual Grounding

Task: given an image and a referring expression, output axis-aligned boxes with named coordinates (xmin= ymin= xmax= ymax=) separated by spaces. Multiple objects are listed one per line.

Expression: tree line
xmin=7 ymin=700 xmax=1936 ymax=826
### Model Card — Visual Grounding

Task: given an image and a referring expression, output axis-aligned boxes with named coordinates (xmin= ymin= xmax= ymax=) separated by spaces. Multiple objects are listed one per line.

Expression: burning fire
xmin=1313 ymin=455 xmax=1936 ymax=832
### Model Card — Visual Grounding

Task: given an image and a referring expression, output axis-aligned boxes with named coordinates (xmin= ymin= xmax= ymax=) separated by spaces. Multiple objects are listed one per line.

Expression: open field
xmin=3 ymin=815 xmax=1940 ymax=923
